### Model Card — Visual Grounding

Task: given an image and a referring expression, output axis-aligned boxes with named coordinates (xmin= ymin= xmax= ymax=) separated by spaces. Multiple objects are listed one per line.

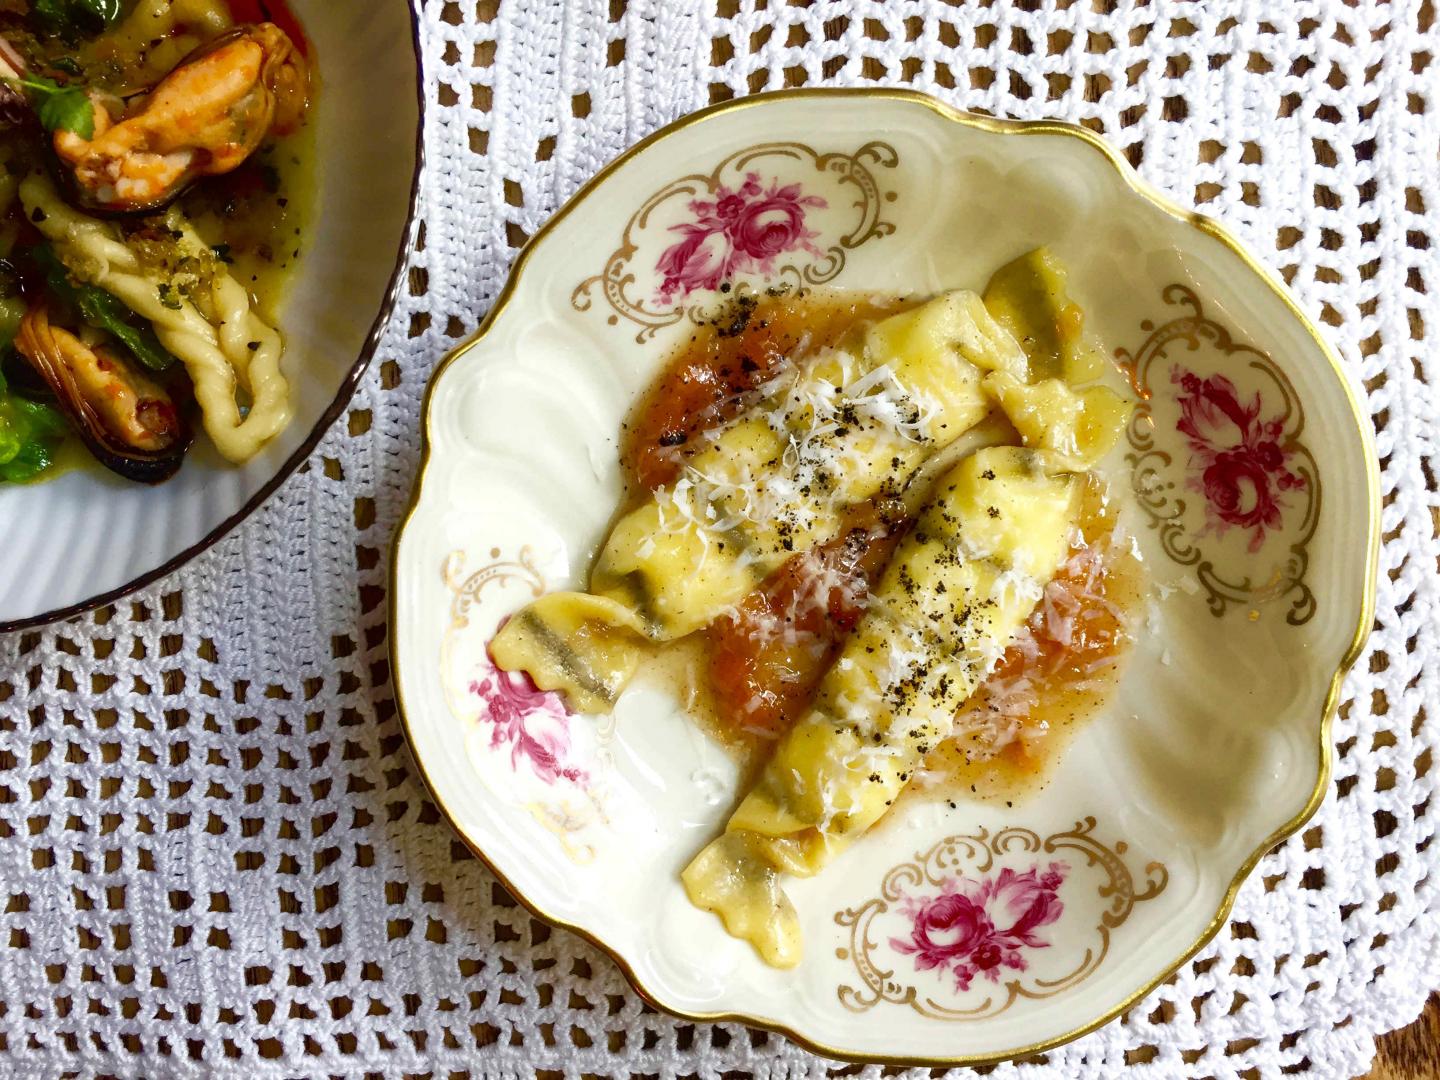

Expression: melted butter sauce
xmin=624 ymin=290 xmax=1144 ymax=808
xmin=182 ymin=119 xmax=318 ymax=325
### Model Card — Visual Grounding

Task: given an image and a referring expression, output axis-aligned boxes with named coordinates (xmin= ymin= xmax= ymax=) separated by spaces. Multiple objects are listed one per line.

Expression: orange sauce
xmin=619 ymin=291 xmax=910 ymax=493
xmin=915 ymin=476 xmax=1144 ymax=803
xmin=622 ymin=291 xmax=1142 ymax=802
xmin=618 ymin=290 xmax=916 ymax=760
xmin=705 ymin=500 xmax=907 ymax=752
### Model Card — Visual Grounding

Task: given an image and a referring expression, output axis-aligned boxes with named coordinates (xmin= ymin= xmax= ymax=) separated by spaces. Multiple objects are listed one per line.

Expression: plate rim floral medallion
xmin=389 ymin=87 xmax=1381 ymax=1067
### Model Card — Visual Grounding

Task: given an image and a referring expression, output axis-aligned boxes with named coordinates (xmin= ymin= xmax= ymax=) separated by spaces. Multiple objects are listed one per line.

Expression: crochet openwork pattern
xmin=0 ymin=2 xmax=1435 ymax=1076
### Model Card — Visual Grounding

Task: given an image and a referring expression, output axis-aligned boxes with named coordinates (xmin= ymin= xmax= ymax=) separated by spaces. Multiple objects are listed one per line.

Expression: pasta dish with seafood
xmin=0 ymin=0 xmax=311 ymax=485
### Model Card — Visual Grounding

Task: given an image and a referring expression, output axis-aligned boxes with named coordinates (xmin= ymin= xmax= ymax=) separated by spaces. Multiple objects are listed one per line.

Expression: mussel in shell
xmin=13 ymin=302 xmax=190 ymax=483
xmin=50 ymin=23 xmax=309 ymax=217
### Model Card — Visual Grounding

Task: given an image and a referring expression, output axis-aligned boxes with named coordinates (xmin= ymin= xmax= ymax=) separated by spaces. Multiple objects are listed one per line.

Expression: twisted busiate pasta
xmin=20 ymin=174 xmax=291 ymax=463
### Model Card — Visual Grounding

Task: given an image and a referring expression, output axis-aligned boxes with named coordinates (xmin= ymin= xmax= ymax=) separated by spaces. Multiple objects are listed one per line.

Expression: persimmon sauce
xmin=621 ymin=291 xmax=910 ymax=492
xmin=915 ymin=476 xmax=1143 ymax=802
xmin=619 ymin=291 xmax=1142 ymax=798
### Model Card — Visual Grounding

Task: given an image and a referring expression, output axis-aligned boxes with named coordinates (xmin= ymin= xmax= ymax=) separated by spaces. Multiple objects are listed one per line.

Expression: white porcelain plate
xmin=0 ymin=1 xmax=422 ymax=630
xmin=391 ymin=90 xmax=1378 ymax=1066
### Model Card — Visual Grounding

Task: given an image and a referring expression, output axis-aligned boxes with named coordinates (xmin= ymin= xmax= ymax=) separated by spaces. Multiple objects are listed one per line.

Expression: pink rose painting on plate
xmin=890 ymin=863 xmax=1069 ymax=992
xmin=1172 ymin=366 xmax=1308 ymax=553
xmin=655 ymin=171 xmax=826 ymax=303
xmin=1119 ymin=284 xmax=1320 ymax=624
xmin=469 ymin=655 xmax=587 ymax=787
xmin=838 ymin=820 xmax=1167 ymax=1020
xmin=574 ymin=140 xmax=898 ymax=341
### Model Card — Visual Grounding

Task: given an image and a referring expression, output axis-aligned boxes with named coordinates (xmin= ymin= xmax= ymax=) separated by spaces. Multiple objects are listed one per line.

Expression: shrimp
xmin=53 ymin=23 xmax=309 ymax=214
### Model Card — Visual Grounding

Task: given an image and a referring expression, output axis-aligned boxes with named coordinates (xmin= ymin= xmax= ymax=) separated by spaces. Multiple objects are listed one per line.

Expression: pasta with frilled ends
xmin=682 ymin=446 xmax=1081 ymax=967
xmin=977 ymin=247 xmax=1131 ymax=471
xmin=19 ymin=174 xmax=291 ymax=464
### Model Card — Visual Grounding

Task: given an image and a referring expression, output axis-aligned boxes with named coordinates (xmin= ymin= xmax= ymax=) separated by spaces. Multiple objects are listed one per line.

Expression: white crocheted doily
xmin=1 ymin=2 xmax=1436 ymax=1077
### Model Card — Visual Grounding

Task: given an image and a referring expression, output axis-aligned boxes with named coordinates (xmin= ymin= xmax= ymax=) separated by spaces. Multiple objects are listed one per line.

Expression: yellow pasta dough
xmin=90 ymin=0 xmax=234 ymax=90
xmin=982 ymin=246 xmax=1107 ymax=383
xmin=682 ymin=445 xmax=1079 ymax=966
xmin=981 ymin=247 xmax=1129 ymax=469
xmin=492 ymin=290 xmax=1029 ymax=711
xmin=983 ymin=369 xmax=1129 ymax=470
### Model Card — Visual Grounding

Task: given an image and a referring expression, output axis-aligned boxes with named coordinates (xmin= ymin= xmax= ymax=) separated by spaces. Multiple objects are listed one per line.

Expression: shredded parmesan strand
xmin=946 ymin=520 xmax=1138 ymax=764
xmin=654 ymin=346 xmax=940 ymax=560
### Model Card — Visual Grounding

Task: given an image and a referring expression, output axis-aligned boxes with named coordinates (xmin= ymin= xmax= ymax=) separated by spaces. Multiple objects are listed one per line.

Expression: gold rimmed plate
xmin=390 ymin=89 xmax=1378 ymax=1066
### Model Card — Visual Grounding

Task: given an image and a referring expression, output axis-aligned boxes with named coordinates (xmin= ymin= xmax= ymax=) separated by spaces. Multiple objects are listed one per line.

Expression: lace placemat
xmin=1 ymin=1 xmax=1436 ymax=1077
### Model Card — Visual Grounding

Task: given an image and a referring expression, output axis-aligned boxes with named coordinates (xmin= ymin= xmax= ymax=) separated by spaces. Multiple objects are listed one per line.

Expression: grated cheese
xmin=652 ymin=345 xmax=940 ymax=564
xmin=945 ymin=521 xmax=1138 ymax=765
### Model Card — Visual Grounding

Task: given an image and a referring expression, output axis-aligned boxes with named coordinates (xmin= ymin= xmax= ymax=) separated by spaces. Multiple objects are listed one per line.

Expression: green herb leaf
xmin=0 ymin=435 xmax=55 ymax=483
xmin=30 ymin=0 xmax=71 ymax=29
xmin=77 ymin=288 xmax=178 ymax=373
xmin=30 ymin=0 xmax=121 ymax=35
xmin=8 ymin=395 xmax=67 ymax=439
xmin=0 ymin=296 xmax=25 ymax=355
xmin=6 ymin=74 xmax=95 ymax=139
xmin=0 ymin=394 xmax=65 ymax=484
xmin=75 ymin=0 xmax=121 ymax=25
xmin=0 ymin=412 xmax=23 ymax=467
xmin=39 ymin=86 xmax=94 ymax=138
xmin=33 ymin=245 xmax=178 ymax=373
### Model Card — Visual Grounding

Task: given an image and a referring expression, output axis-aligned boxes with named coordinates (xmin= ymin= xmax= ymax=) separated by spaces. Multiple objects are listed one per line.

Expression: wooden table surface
xmin=1365 ymin=994 xmax=1439 ymax=1080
